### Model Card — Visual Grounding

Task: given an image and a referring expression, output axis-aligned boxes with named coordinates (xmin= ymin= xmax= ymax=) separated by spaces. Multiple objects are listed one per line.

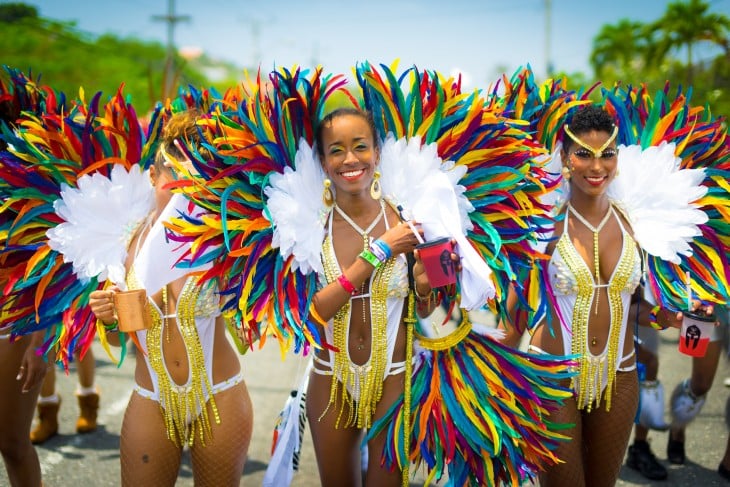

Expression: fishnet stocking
xmin=583 ymin=371 xmax=639 ymax=486
xmin=540 ymin=371 xmax=639 ymax=487
xmin=121 ymin=392 xmax=182 ymax=487
xmin=190 ymin=380 xmax=253 ymax=486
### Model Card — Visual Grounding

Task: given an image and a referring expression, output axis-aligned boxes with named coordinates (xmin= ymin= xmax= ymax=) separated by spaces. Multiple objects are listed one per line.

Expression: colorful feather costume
xmin=163 ymin=62 xmax=575 ymax=486
xmin=0 ymin=68 xmax=161 ymax=367
xmin=601 ymin=83 xmax=730 ymax=310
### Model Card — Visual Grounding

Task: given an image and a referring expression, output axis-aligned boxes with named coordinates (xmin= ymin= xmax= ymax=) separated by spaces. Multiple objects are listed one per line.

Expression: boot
xmin=30 ymin=397 xmax=61 ymax=444
xmin=76 ymin=392 xmax=99 ymax=433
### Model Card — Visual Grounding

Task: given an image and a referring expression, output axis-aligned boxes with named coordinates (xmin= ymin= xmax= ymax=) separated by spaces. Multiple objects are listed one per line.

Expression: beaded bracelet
xmin=337 ymin=274 xmax=358 ymax=295
xmin=648 ymin=305 xmax=669 ymax=330
xmin=359 ymin=248 xmax=382 ymax=268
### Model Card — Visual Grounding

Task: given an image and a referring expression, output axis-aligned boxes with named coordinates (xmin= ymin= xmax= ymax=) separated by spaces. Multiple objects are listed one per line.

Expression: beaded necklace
xmin=333 ymin=199 xmax=385 ymax=249
xmin=567 ymin=203 xmax=613 ymax=314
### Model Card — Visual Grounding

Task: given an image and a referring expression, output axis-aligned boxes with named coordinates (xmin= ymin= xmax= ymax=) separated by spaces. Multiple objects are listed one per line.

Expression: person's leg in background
xmin=667 ymin=306 xmax=727 ymax=464
xmin=30 ymin=348 xmax=98 ymax=443
xmin=74 ymin=348 xmax=99 ymax=434
xmin=626 ymin=327 xmax=668 ymax=481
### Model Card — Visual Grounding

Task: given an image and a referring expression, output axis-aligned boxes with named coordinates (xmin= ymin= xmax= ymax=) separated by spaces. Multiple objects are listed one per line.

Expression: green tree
xmin=648 ymin=0 xmax=730 ymax=85
xmin=0 ymin=5 xmax=213 ymax=112
xmin=587 ymin=0 xmax=730 ymax=118
xmin=591 ymin=19 xmax=651 ymax=82
xmin=0 ymin=2 xmax=37 ymax=22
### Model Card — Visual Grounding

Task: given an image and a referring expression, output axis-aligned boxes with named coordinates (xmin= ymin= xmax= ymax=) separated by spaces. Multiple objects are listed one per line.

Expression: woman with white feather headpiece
xmin=526 ymin=103 xmax=722 ymax=487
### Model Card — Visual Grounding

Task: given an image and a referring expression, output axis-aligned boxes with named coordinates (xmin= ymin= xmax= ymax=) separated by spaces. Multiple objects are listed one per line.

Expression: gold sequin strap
xmin=557 ymin=230 xmax=637 ymax=411
xmin=320 ymin=231 xmax=396 ymax=429
xmin=146 ymin=279 xmax=220 ymax=446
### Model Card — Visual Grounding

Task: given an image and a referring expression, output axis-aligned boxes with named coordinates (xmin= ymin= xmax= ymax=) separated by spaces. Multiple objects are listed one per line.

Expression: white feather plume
xmin=265 ymin=140 xmax=328 ymax=275
xmin=46 ymin=165 xmax=154 ymax=285
xmin=379 ymin=135 xmax=495 ymax=309
xmin=608 ymin=142 xmax=708 ymax=264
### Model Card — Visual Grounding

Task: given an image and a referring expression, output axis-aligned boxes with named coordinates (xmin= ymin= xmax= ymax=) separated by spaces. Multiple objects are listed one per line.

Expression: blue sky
xmin=26 ymin=0 xmax=730 ymax=89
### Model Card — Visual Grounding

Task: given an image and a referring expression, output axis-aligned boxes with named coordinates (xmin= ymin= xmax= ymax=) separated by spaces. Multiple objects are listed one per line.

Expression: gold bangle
xmin=414 ymin=286 xmax=433 ymax=301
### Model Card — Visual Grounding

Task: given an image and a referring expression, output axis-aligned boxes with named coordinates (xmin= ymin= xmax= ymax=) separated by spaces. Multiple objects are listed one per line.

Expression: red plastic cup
xmin=678 ymin=311 xmax=716 ymax=357
xmin=416 ymin=237 xmax=456 ymax=287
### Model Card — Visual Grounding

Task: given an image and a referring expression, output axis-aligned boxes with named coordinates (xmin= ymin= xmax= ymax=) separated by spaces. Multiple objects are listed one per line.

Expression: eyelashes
xmin=572 ymin=148 xmax=618 ymax=160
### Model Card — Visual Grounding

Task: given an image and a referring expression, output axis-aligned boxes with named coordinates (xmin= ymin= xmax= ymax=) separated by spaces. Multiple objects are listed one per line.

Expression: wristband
xmin=371 ymin=239 xmax=392 ymax=260
xmin=337 ymin=274 xmax=358 ymax=295
xmin=359 ymin=249 xmax=382 ymax=268
xmin=648 ymin=305 xmax=669 ymax=330
xmin=369 ymin=242 xmax=388 ymax=263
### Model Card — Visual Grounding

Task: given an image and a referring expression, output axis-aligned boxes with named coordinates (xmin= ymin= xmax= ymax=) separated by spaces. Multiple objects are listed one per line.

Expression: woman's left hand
xmin=17 ymin=335 xmax=49 ymax=393
xmin=662 ymin=300 xmax=715 ymax=329
xmin=412 ymin=239 xmax=461 ymax=294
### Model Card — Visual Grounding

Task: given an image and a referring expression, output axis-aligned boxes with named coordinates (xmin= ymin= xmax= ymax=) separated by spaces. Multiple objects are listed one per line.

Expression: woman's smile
xmin=339 ymin=168 xmax=366 ymax=181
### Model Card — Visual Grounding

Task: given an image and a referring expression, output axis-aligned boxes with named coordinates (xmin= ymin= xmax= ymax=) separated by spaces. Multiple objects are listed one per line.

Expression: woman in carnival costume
xmin=0 ymin=73 xmax=254 ymax=485
xmin=87 ymin=107 xmax=254 ymax=486
xmin=163 ymin=62 xmax=576 ymax=487
xmin=500 ymin=67 xmax=728 ymax=485
xmin=602 ymin=81 xmax=730 ymax=472
xmin=0 ymin=66 xmax=59 ymax=487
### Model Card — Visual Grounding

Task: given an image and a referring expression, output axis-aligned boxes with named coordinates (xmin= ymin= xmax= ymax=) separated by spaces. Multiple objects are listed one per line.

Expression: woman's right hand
xmin=379 ymin=221 xmax=423 ymax=256
xmin=89 ymin=286 xmax=120 ymax=325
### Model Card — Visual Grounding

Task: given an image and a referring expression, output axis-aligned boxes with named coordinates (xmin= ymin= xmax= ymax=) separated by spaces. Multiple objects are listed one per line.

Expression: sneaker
xmin=667 ymin=437 xmax=685 ymax=465
xmin=627 ymin=440 xmax=668 ymax=481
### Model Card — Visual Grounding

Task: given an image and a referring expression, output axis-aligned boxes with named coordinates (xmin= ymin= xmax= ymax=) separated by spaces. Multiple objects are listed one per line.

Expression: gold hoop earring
xmin=370 ymin=170 xmax=382 ymax=200
xmin=561 ymin=166 xmax=571 ymax=181
xmin=322 ymin=178 xmax=334 ymax=207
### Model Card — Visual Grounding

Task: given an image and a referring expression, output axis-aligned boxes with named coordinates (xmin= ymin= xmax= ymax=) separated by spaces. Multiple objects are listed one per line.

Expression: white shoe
xmin=638 ymin=380 xmax=670 ymax=431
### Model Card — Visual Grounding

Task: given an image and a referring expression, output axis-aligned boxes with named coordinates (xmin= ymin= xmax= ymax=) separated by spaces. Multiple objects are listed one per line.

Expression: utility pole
xmin=545 ymin=0 xmax=553 ymax=78
xmin=152 ymin=0 xmax=190 ymax=100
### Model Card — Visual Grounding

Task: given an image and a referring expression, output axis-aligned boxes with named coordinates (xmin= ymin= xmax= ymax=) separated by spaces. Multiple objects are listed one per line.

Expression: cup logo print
xmin=685 ymin=324 xmax=701 ymax=349
xmin=440 ymin=249 xmax=453 ymax=277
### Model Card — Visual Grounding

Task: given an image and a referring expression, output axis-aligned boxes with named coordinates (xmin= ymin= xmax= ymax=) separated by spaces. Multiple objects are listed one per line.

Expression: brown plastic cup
xmin=416 ymin=237 xmax=456 ymax=287
xmin=113 ymin=289 xmax=153 ymax=333
xmin=678 ymin=311 xmax=715 ymax=357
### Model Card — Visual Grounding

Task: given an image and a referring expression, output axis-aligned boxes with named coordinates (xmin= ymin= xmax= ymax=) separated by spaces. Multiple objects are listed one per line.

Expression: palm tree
xmin=648 ymin=0 xmax=730 ymax=84
xmin=591 ymin=19 xmax=651 ymax=82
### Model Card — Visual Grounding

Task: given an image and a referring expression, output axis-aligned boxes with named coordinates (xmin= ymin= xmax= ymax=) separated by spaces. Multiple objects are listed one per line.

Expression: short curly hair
xmin=563 ymin=105 xmax=616 ymax=152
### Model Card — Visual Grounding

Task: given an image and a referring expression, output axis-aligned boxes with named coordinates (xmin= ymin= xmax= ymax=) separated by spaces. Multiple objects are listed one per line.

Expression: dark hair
xmin=314 ymin=107 xmax=379 ymax=158
xmin=563 ymin=105 xmax=616 ymax=152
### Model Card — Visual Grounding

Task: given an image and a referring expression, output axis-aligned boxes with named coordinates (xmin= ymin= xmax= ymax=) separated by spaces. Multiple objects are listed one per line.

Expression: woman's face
xmin=319 ymin=114 xmax=379 ymax=200
xmin=563 ymin=129 xmax=618 ymax=199
xmin=149 ymin=164 xmax=175 ymax=213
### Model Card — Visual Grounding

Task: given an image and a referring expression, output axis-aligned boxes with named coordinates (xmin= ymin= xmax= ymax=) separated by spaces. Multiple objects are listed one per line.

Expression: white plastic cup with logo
xmin=678 ymin=310 xmax=715 ymax=357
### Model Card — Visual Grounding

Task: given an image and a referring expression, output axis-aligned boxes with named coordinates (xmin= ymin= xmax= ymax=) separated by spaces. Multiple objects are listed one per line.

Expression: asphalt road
xmin=2 ymin=315 xmax=729 ymax=486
